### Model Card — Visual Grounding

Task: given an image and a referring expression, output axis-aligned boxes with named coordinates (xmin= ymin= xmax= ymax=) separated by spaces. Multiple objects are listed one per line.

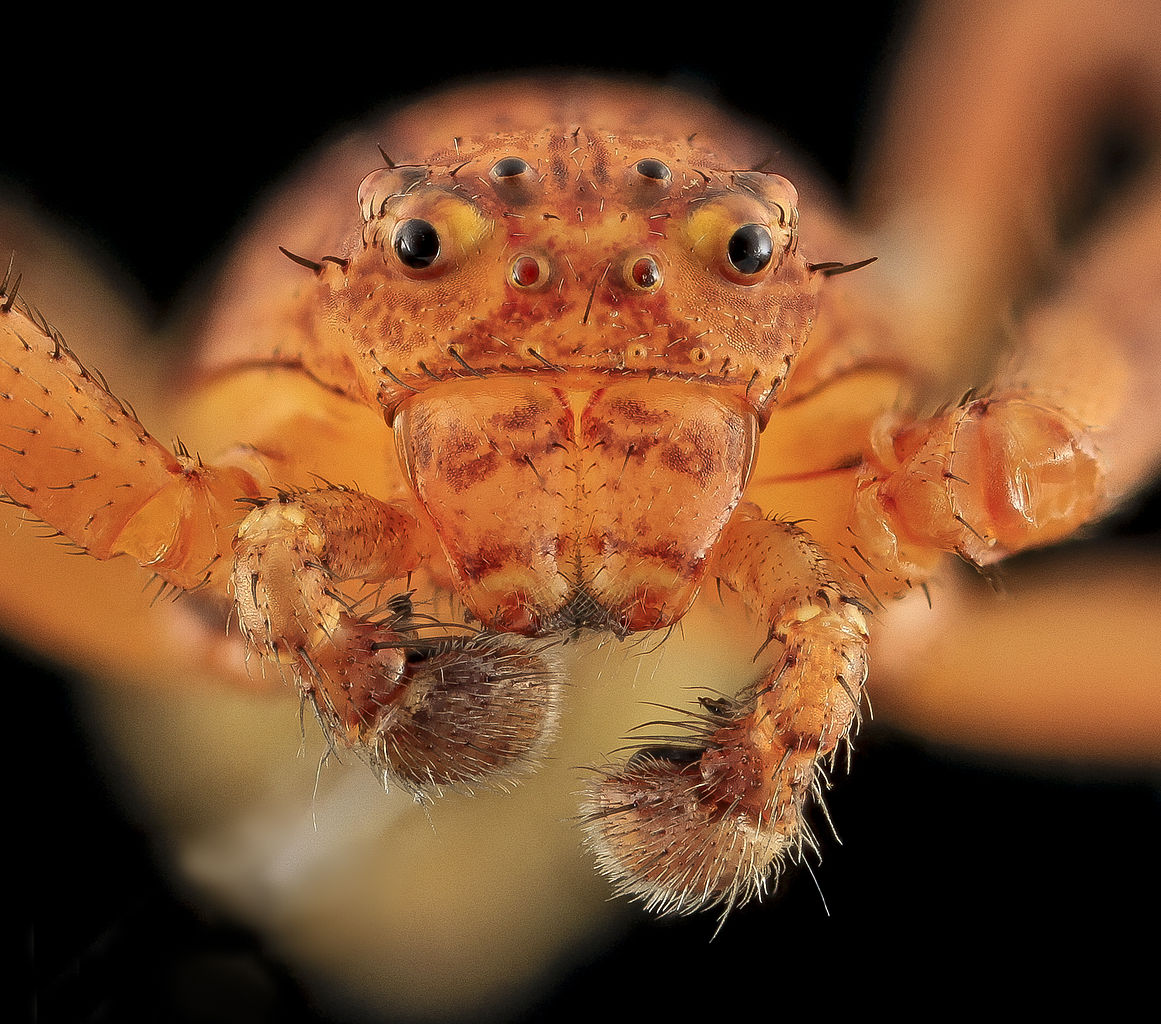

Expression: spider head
xmin=338 ymin=93 xmax=818 ymax=426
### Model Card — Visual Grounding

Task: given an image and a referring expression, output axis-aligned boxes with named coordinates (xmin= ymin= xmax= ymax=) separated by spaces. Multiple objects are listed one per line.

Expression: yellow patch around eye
xmin=683 ymin=201 xmax=739 ymax=268
xmin=397 ymin=192 xmax=493 ymax=261
xmin=683 ymin=196 xmax=787 ymax=267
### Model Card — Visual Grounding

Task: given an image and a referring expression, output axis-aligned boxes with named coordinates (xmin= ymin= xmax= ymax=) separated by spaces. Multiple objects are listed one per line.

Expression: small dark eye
xmin=511 ymin=255 xmax=542 ymax=287
xmin=492 ymin=156 xmax=531 ymax=179
xmin=635 ymin=158 xmax=671 ymax=181
xmin=394 ymin=219 xmax=440 ymax=269
xmin=727 ymin=223 xmax=774 ymax=275
xmin=630 ymin=256 xmax=661 ymax=290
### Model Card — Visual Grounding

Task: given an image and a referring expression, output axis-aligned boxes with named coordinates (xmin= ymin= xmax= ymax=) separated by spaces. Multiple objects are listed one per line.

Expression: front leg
xmin=582 ymin=505 xmax=869 ymax=915
xmin=1 ymin=290 xmax=261 ymax=590
xmin=233 ymin=489 xmax=564 ymax=794
xmin=1 ymin=289 xmax=562 ymax=796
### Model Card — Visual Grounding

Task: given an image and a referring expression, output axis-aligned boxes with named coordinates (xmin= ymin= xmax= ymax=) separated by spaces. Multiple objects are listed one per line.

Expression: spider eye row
xmin=385 ymin=156 xmax=788 ymax=285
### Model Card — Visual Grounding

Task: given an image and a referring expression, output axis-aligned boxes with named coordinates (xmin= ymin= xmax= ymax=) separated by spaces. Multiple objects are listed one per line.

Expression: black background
xmin=8 ymin=3 xmax=1159 ymax=1021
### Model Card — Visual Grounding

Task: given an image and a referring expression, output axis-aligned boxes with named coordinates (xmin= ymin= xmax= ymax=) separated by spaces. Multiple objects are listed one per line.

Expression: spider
xmin=10 ymin=3 xmax=1159 ymax=1021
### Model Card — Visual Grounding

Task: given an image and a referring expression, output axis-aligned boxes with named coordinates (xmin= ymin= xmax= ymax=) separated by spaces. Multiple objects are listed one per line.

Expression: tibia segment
xmin=232 ymin=489 xmax=422 ymax=656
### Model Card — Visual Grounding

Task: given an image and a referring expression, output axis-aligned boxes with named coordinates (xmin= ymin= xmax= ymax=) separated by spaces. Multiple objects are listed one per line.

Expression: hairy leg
xmin=582 ymin=504 xmax=868 ymax=914
xmin=232 ymin=488 xmax=564 ymax=792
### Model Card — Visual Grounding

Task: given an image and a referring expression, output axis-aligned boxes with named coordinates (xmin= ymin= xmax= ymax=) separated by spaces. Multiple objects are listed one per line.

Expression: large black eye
xmin=727 ymin=223 xmax=774 ymax=275
xmin=394 ymin=219 xmax=440 ymax=269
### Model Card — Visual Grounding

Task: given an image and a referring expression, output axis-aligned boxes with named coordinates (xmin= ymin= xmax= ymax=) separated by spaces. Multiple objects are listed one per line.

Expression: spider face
xmin=393 ymin=376 xmax=759 ymax=635
xmin=344 ymin=134 xmax=809 ymax=411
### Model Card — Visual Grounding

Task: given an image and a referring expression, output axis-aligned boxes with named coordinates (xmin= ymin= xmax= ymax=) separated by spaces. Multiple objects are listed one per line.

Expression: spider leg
xmin=997 ymin=170 xmax=1161 ymax=503
xmin=873 ymin=548 xmax=1161 ymax=764
xmin=233 ymin=488 xmax=564 ymax=793
xmin=843 ymin=0 xmax=1161 ymax=573
xmin=581 ymin=503 xmax=868 ymax=915
xmin=854 ymin=181 xmax=1161 ymax=765
xmin=0 ymin=262 xmax=563 ymax=793
xmin=852 ymin=388 xmax=1105 ymax=573
xmin=0 ymin=289 xmax=262 ymax=590
xmin=859 ymin=0 xmax=1161 ymax=393
xmin=850 ymin=0 xmax=1161 ymax=767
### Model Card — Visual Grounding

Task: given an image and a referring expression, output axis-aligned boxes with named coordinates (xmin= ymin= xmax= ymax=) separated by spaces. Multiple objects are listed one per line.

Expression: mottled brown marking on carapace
xmin=394 ymin=377 xmax=755 ymax=634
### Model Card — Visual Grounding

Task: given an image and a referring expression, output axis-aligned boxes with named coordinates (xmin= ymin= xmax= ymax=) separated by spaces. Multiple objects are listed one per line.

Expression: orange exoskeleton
xmin=0 ymin=73 xmax=1128 ymax=923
